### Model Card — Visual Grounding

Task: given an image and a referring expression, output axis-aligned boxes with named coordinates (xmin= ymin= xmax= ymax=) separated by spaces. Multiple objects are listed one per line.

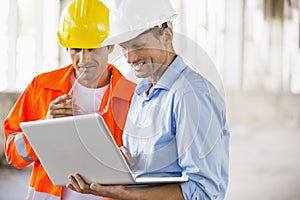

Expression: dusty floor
xmin=0 ymin=166 xmax=30 ymax=200
xmin=0 ymin=123 xmax=299 ymax=200
xmin=226 ymin=123 xmax=300 ymax=200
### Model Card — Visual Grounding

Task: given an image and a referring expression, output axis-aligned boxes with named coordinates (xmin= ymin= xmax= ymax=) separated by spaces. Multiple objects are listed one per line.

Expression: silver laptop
xmin=20 ymin=113 xmax=188 ymax=186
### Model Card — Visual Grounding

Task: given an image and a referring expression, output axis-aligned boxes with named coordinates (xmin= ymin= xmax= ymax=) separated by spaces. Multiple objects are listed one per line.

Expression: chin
xmin=135 ymin=73 xmax=146 ymax=79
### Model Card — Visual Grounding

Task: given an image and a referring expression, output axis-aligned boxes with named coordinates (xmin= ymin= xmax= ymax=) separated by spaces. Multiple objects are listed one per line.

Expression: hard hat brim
xmin=103 ymin=13 xmax=178 ymax=46
xmin=102 ymin=28 xmax=149 ymax=46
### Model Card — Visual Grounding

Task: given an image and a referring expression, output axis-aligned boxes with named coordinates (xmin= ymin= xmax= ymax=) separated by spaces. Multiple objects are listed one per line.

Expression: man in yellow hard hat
xmin=3 ymin=0 xmax=135 ymax=199
xmin=67 ymin=0 xmax=230 ymax=199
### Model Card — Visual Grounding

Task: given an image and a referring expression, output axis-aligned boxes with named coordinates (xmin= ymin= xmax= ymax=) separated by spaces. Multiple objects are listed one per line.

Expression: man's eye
xmin=132 ymin=45 xmax=143 ymax=50
xmin=70 ymin=48 xmax=82 ymax=52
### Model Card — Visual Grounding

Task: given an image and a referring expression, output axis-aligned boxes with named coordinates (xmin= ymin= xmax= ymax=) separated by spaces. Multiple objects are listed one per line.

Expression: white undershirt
xmin=62 ymin=74 xmax=109 ymax=200
xmin=71 ymin=73 xmax=108 ymax=114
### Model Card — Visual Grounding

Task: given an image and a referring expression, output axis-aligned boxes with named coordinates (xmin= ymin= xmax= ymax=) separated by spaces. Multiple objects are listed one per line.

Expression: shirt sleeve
xmin=174 ymin=87 xmax=230 ymax=199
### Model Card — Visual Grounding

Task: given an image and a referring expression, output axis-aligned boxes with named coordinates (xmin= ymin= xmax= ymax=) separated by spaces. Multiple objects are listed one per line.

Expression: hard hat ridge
xmin=103 ymin=0 xmax=178 ymax=46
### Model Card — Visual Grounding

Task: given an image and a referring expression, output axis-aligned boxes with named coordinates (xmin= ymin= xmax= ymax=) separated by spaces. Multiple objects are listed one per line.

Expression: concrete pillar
xmin=223 ymin=0 xmax=244 ymax=91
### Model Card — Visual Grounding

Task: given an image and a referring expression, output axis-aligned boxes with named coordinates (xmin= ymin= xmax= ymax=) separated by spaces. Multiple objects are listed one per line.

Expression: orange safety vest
xmin=3 ymin=64 xmax=136 ymax=199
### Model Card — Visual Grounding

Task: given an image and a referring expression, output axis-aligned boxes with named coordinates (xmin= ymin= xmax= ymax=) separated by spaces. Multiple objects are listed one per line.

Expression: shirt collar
xmin=40 ymin=64 xmax=74 ymax=93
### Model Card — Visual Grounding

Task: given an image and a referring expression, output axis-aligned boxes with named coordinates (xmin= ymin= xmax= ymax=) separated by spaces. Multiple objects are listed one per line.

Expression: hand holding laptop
xmin=66 ymin=146 xmax=136 ymax=195
xmin=119 ymin=146 xmax=136 ymax=168
xmin=67 ymin=173 xmax=184 ymax=200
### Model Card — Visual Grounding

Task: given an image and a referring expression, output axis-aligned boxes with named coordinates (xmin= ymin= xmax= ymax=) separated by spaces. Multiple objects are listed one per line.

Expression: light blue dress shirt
xmin=123 ymin=56 xmax=230 ymax=200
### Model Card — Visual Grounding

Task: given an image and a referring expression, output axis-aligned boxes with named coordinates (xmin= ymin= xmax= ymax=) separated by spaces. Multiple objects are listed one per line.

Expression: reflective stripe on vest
xmin=14 ymin=133 xmax=34 ymax=162
xmin=6 ymin=132 xmax=17 ymax=150
xmin=27 ymin=187 xmax=60 ymax=200
xmin=6 ymin=133 xmax=18 ymax=164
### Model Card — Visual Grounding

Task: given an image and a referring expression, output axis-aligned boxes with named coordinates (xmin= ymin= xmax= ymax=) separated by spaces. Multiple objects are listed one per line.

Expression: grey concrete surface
xmin=0 ymin=122 xmax=299 ymax=200
xmin=226 ymin=123 xmax=300 ymax=200
xmin=0 ymin=166 xmax=31 ymax=200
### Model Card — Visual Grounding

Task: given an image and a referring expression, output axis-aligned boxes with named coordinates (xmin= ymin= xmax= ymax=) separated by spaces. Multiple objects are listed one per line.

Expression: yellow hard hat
xmin=57 ymin=0 xmax=109 ymax=48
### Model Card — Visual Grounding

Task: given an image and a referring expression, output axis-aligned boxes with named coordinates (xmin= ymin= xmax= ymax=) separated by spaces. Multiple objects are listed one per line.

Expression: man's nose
xmin=126 ymin=50 xmax=139 ymax=64
xmin=79 ymin=49 xmax=89 ymax=64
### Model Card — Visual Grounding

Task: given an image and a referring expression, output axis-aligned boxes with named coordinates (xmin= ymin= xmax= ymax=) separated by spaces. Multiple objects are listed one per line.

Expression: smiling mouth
xmin=132 ymin=62 xmax=145 ymax=71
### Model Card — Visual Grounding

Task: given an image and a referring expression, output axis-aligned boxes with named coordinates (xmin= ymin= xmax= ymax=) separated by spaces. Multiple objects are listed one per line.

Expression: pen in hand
xmin=65 ymin=69 xmax=86 ymax=107
xmin=68 ymin=69 xmax=86 ymax=95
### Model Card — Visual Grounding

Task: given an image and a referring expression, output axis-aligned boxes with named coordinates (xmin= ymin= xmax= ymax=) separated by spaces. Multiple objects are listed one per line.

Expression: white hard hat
xmin=103 ymin=0 xmax=178 ymax=45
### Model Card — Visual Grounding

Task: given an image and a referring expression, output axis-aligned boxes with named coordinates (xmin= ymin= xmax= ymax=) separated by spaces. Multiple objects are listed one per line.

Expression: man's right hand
xmin=119 ymin=146 xmax=136 ymax=168
xmin=46 ymin=94 xmax=80 ymax=119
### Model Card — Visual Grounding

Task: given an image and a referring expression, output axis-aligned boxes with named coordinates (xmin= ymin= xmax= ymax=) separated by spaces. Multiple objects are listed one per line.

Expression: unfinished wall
xmin=226 ymin=92 xmax=300 ymax=130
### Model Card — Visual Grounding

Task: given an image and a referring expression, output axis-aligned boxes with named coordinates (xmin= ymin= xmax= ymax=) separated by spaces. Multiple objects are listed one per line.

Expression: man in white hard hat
xmin=67 ymin=0 xmax=230 ymax=199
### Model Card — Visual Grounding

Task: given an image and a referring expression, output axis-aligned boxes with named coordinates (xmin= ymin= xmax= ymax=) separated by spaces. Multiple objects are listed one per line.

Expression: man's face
xmin=68 ymin=47 xmax=111 ymax=86
xmin=119 ymin=31 xmax=170 ymax=82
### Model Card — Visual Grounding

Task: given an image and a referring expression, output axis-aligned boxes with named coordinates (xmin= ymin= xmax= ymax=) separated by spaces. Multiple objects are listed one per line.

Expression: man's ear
xmin=107 ymin=45 xmax=115 ymax=53
xmin=163 ymin=27 xmax=173 ymax=45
